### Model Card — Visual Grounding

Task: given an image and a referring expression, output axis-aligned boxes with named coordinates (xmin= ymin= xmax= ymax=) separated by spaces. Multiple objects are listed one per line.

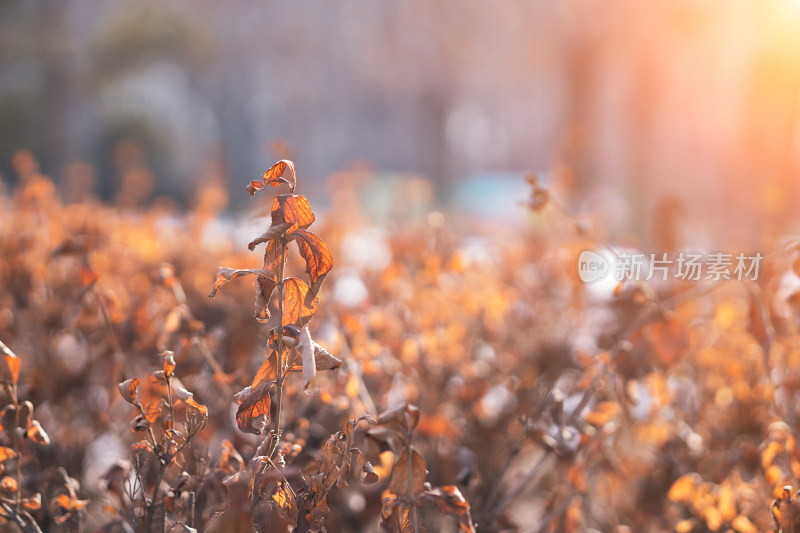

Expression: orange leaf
xmin=162 ymin=351 xmax=176 ymax=379
xmin=20 ymin=493 xmax=41 ymax=511
xmin=246 ymin=159 xmax=296 ymax=196
xmin=272 ymin=484 xmax=287 ymax=509
xmin=219 ymin=440 xmax=244 ymax=474
xmin=184 ymin=397 xmax=208 ymax=416
xmin=0 ymin=447 xmax=16 ymax=463
xmin=26 ymin=420 xmax=50 ymax=445
xmin=53 ymin=493 xmax=71 ymax=510
xmin=251 ymin=352 xmax=279 ymax=388
xmin=208 ymin=268 xmax=271 ymax=298
xmin=234 ymin=381 xmax=273 ymax=435
xmin=388 ymin=447 xmax=427 ymax=497
xmin=282 ymin=278 xmax=319 ymax=328
xmin=0 ymin=476 xmax=17 ymax=494
xmin=421 ymin=485 xmax=476 ymax=533
xmin=144 ymin=401 xmax=163 ymax=424
xmin=668 ymin=473 xmax=700 ymax=504
xmin=0 ymin=341 xmax=20 ymax=387
xmin=53 ymin=493 xmax=89 ymax=512
xmin=271 ymin=194 xmax=315 ymax=235
xmin=118 ymin=378 xmax=140 ymax=405
xmin=289 ymin=230 xmax=333 ymax=298
xmin=208 ymin=267 xmax=278 ymax=322
xmin=584 ymin=401 xmax=620 ymax=427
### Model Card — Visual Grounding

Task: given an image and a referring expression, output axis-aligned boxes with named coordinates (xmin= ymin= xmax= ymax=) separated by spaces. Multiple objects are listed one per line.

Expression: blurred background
xmin=5 ymin=3 xmax=800 ymax=530
xmin=2 ymin=0 xmax=800 ymax=243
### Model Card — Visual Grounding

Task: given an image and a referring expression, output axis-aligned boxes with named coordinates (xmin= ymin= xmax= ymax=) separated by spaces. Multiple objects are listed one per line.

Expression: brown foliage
xmin=3 ymin=152 xmax=800 ymax=532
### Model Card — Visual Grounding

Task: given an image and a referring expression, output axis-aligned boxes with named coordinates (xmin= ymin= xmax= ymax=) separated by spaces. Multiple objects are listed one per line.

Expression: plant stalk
xmin=273 ymin=235 xmax=287 ymax=455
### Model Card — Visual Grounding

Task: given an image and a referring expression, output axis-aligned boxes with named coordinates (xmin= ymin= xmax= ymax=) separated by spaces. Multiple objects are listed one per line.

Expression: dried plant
xmin=117 ymin=351 xmax=208 ymax=532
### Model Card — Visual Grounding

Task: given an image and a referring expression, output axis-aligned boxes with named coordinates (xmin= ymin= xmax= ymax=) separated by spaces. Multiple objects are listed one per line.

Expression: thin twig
xmin=192 ymin=337 xmax=235 ymax=398
xmin=333 ymin=312 xmax=377 ymax=416
xmin=491 ymin=451 xmax=550 ymax=518
xmin=146 ymin=461 xmax=168 ymax=533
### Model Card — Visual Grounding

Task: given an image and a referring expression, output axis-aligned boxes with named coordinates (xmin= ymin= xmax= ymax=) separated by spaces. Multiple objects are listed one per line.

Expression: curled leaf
xmin=354 ymin=452 xmax=379 ymax=484
xmin=378 ymin=404 xmax=421 ymax=435
xmin=163 ymin=351 xmax=176 ymax=379
xmin=0 ymin=341 xmax=21 ymax=387
xmin=308 ymin=342 xmax=343 ymax=371
xmin=234 ymin=381 xmax=274 ymax=435
xmin=18 ymin=401 xmax=33 ymax=427
xmin=208 ymin=268 xmax=271 ymax=298
xmin=248 ymin=222 xmax=292 ymax=251
xmin=289 ymin=230 xmax=333 ymax=298
xmin=118 ymin=378 xmax=140 ymax=405
xmin=293 ymin=328 xmax=343 ymax=392
xmin=130 ymin=415 xmax=150 ymax=433
xmin=184 ymin=397 xmax=208 ymax=417
xmin=173 ymin=386 xmax=193 ymax=402
xmin=297 ymin=326 xmax=316 ymax=392
xmin=421 ymin=485 xmax=476 ymax=533
xmin=26 ymin=420 xmax=49 ymax=445
xmin=246 ymin=160 xmax=297 ymax=197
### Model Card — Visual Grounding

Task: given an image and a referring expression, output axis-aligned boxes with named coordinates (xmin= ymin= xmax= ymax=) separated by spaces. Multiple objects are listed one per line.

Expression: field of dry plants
xmin=3 ymin=151 xmax=800 ymax=533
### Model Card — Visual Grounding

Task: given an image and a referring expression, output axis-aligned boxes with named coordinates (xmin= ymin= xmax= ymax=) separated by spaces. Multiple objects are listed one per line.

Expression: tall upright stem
xmin=256 ymin=233 xmax=286 ymax=460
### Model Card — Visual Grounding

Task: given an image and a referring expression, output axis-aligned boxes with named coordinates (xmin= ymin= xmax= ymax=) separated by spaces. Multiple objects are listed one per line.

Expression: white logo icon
xmin=578 ymin=250 xmax=610 ymax=283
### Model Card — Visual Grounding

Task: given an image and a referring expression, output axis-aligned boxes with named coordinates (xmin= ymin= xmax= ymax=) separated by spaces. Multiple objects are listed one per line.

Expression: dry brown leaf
xmin=668 ymin=473 xmax=700 ymax=504
xmin=118 ymin=378 xmax=140 ymax=405
xmin=184 ymin=397 xmax=208 ymax=417
xmin=297 ymin=326 xmax=316 ymax=392
xmin=53 ymin=492 xmax=89 ymax=512
xmin=0 ymin=476 xmax=17 ymax=494
xmin=252 ymin=352 xmax=279 ymax=388
xmin=0 ymin=447 xmax=16 ymax=463
xmin=234 ymin=381 xmax=274 ymax=435
xmin=584 ymin=401 xmax=620 ymax=427
xmin=421 ymin=485 xmax=476 ymax=533
xmin=163 ymin=351 xmax=176 ymax=379
xmin=220 ymin=440 xmax=244 ymax=474
xmin=271 ymin=194 xmax=315 ymax=235
xmin=208 ymin=268 xmax=271 ymax=298
xmin=246 ymin=160 xmax=297 ymax=196
xmin=20 ymin=493 xmax=41 ymax=511
xmin=248 ymin=221 xmax=292 ymax=251
xmin=282 ymin=278 xmax=319 ymax=328
xmin=0 ymin=341 xmax=21 ymax=387
xmin=26 ymin=420 xmax=50 ymax=445
xmin=289 ymin=230 xmax=333 ymax=298
xmin=388 ymin=447 xmax=426 ymax=497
